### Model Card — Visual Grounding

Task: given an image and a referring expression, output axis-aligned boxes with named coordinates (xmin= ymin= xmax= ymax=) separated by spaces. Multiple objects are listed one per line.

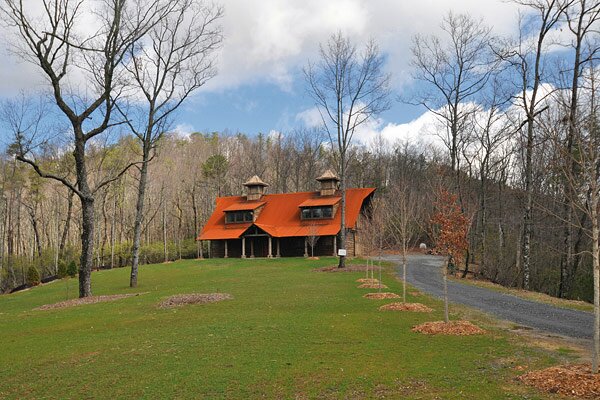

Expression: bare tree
xmin=551 ymin=63 xmax=600 ymax=372
xmin=410 ymin=12 xmax=493 ymax=177
xmin=120 ymin=0 xmax=223 ymax=288
xmin=1 ymin=0 xmax=169 ymax=297
xmin=306 ymin=222 xmax=320 ymax=258
xmin=557 ymin=0 xmax=600 ymax=297
xmin=304 ymin=32 xmax=390 ymax=268
xmin=386 ymin=176 xmax=419 ymax=303
xmin=468 ymin=78 xmax=513 ymax=277
xmin=500 ymin=0 xmax=569 ymax=289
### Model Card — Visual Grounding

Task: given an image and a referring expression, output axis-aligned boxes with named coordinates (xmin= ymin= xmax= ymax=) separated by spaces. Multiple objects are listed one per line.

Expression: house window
xmin=301 ymin=206 xmax=333 ymax=220
xmin=225 ymin=211 xmax=253 ymax=223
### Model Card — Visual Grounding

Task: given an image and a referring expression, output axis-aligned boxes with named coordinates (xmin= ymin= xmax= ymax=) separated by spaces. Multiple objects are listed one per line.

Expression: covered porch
xmin=205 ymin=233 xmax=339 ymax=258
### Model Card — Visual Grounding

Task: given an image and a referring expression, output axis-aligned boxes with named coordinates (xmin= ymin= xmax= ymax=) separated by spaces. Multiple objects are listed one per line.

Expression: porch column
xmin=208 ymin=240 xmax=211 ymax=258
xmin=199 ymin=241 xmax=204 ymax=259
xmin=224 ymin=240 xmax=228 ymax=258
xmin=304 ymin=237 xmax=308 ymax=257
xmin=268 ymin=236 xmax=273 ymax=258
xmin=276 ymin=238 xmax=281 ymax=258
xmin=333 ymin=235 xmax=337 ymax=256
xmin=250 ymin=239 xmax=255 ymax=258
xmin=241 ymin=237 xmax=246 ymax=258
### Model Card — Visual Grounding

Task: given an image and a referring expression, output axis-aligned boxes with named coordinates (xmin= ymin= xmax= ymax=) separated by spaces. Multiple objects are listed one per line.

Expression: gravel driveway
xmin=385 ymin=253 xmax=593 ymax=339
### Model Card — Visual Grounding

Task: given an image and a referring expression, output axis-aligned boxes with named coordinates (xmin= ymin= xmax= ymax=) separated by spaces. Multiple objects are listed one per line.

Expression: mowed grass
xmin=0 ymin=257 xmax=557 ymax=399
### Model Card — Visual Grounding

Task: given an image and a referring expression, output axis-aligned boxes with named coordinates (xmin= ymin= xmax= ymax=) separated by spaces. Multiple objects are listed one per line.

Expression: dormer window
xmin=226 ymin=211 xmax=253 ymax=223
xmin=301 ymin=206 xmax=333 ymax=220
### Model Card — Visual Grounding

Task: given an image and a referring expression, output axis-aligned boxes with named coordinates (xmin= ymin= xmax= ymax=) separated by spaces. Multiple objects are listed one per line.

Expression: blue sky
xmin=182 ymin=72 xmax=425 ymax=136
xmin=0 ymin=0 xmax=523 ymax=145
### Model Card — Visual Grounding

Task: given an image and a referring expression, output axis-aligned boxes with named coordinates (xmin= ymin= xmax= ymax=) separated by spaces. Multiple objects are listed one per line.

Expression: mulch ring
xmin=158 ymin=293 xmax=232 ymax=309
xmin=34 ymin=293 xmax=145 ymax=311
xmin=379 ymin=302 xmax=433 ymax=312
xmin=314 ymin=265 xmax=382 ymax=272
xmin=358 ymin=283 xmax=388 ymax=289
xmin=412 ymin=320 xmax=486 ymax=336
xmin=518 ymin=364 xmax=600 ymax=399
xmin=356 ymin=278 xmax=380 ymax=284
xmin=363 ymin=292 xmax=401 ymax=299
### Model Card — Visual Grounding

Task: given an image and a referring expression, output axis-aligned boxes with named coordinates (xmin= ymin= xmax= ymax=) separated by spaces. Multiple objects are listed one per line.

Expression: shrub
xmin=57 ymin=261 xmax=68 ymax=279
xmin=66 ymin=261 xmax=78 ymax=278
xmin=26 ymin=266 xmax=41 ymax=286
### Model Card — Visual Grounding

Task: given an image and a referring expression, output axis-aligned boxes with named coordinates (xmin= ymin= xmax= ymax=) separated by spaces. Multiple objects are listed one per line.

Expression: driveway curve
xmin=385 ymin=253 xmax=593 ymax=340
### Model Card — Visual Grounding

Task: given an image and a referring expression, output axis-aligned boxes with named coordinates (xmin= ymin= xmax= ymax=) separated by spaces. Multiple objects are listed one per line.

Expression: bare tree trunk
xmin=591 ymin=182 xmax=599 ymax=373
xmin=163 ymin=198 xmax=168 ymax=263
xmin=53 ymin=195 xmax=60 ymax=274
xmin=191 ymin=185 xmax=199 ymax=258
xmin=443 ymin=258 xmax=450 ymax=323
xmin=59 ymin=190 xmax=74 ymax=257
xmin=338 ymin=163 xmax=346 ymax=268
xmin=110 ymin=188 xmax=117 ymax=269
xmin=100 ymin=191 xmax=109 ymax=267
xmin=79 ymin=196 xmax=94 ymax=297
xmin=176 ymin=198 xmax=183 ymax=260
xmin=515 ymin=224 xmax=523 ymax=288
xmin=131 ymin=157 xmax=149 ymax=287
xmin=27 ymin=206 xmax=42 ymax=259
xmin=523 ymin=121 xmax=534 ymax=291
xmin=0 ymin=194 xmax=6 ymax=288
xmin=402 ymin=238 xmax=407 ymax=303
xmin=378 ymin=250 xmax=382 ymax=293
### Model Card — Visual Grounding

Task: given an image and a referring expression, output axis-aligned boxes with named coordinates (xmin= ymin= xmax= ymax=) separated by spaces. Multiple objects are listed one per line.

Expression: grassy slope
xmin=0 ymin=258 xmax=558 ymax=399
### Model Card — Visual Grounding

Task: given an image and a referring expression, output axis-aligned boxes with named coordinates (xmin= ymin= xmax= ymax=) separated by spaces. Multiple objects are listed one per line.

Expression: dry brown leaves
xmin=379 ymin=302 xmax=433 ymax=312
xmin=518 ymin=364 xmax=600 ymax=399
xmin=158 ymin=293 xmax=232 ymax=309
xmin=363 ymin=292 xmax=401 ymax=299
xmin=358 ymin=283 xmax=388 ymax=289
xmin=412 ymin=320 xmax=486 ymax=335
xmin=314 ymin=265 xmax=381 ymax=272
xmin=34 ymin=293 xmax=144 ymax=311
xmin=356 ymin=278 xmax=380 ymax=284
xmin=409 ymin=291 xmax=422 ymax=297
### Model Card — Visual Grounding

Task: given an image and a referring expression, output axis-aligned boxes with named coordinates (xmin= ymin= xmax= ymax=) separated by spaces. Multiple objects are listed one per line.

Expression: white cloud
xmin=295 ymin=107 xmax=322 ymax=128
xmin=0 ymin=0 xmax=522 ymax=95
xmin=204 ymin=0 xmax=520 ymax=92
xmin=172 ymin=123 xmax=196 ymax=137
xmin=295 ymin=103 xmax=445 ymax=148
xmin=354 ymin=112 xmax=444 ymax=148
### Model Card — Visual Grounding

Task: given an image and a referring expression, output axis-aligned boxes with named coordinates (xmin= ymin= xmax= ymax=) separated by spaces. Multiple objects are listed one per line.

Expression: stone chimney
xmin=244 ymin=175 xmax=269 ymax=201
xmin=316 ymin=170 xmax=340 ymax=196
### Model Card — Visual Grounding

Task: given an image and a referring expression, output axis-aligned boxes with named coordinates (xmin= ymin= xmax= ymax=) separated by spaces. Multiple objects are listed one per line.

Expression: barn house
xmin=197 ymin=171 xmax=375 ymax=258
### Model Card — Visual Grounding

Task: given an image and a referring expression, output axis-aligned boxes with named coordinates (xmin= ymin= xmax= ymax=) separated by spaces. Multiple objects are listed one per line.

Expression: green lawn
xmin=0 ymin=257 xmax=560 ymax=399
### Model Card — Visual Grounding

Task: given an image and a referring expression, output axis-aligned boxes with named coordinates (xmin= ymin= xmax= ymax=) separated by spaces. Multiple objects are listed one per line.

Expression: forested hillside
xmin=0 ymin=126 xmax=594 ymax=302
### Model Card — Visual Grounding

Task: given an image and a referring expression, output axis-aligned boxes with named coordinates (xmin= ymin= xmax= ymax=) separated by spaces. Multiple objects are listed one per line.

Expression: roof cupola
xmin=244 ymin=175 xmax=269 ymax=201
xmin=316 ymin=170 xmax=340 ymax=197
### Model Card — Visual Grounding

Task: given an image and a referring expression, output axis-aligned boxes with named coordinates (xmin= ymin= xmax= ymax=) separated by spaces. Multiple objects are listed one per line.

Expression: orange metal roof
xmin=298 ymin=197 xmax=341 ymax=207
xmin=222 ymin=201 xmax=265 ymax=212
xmin=197 ymin=188 xmax=375 ymax=240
